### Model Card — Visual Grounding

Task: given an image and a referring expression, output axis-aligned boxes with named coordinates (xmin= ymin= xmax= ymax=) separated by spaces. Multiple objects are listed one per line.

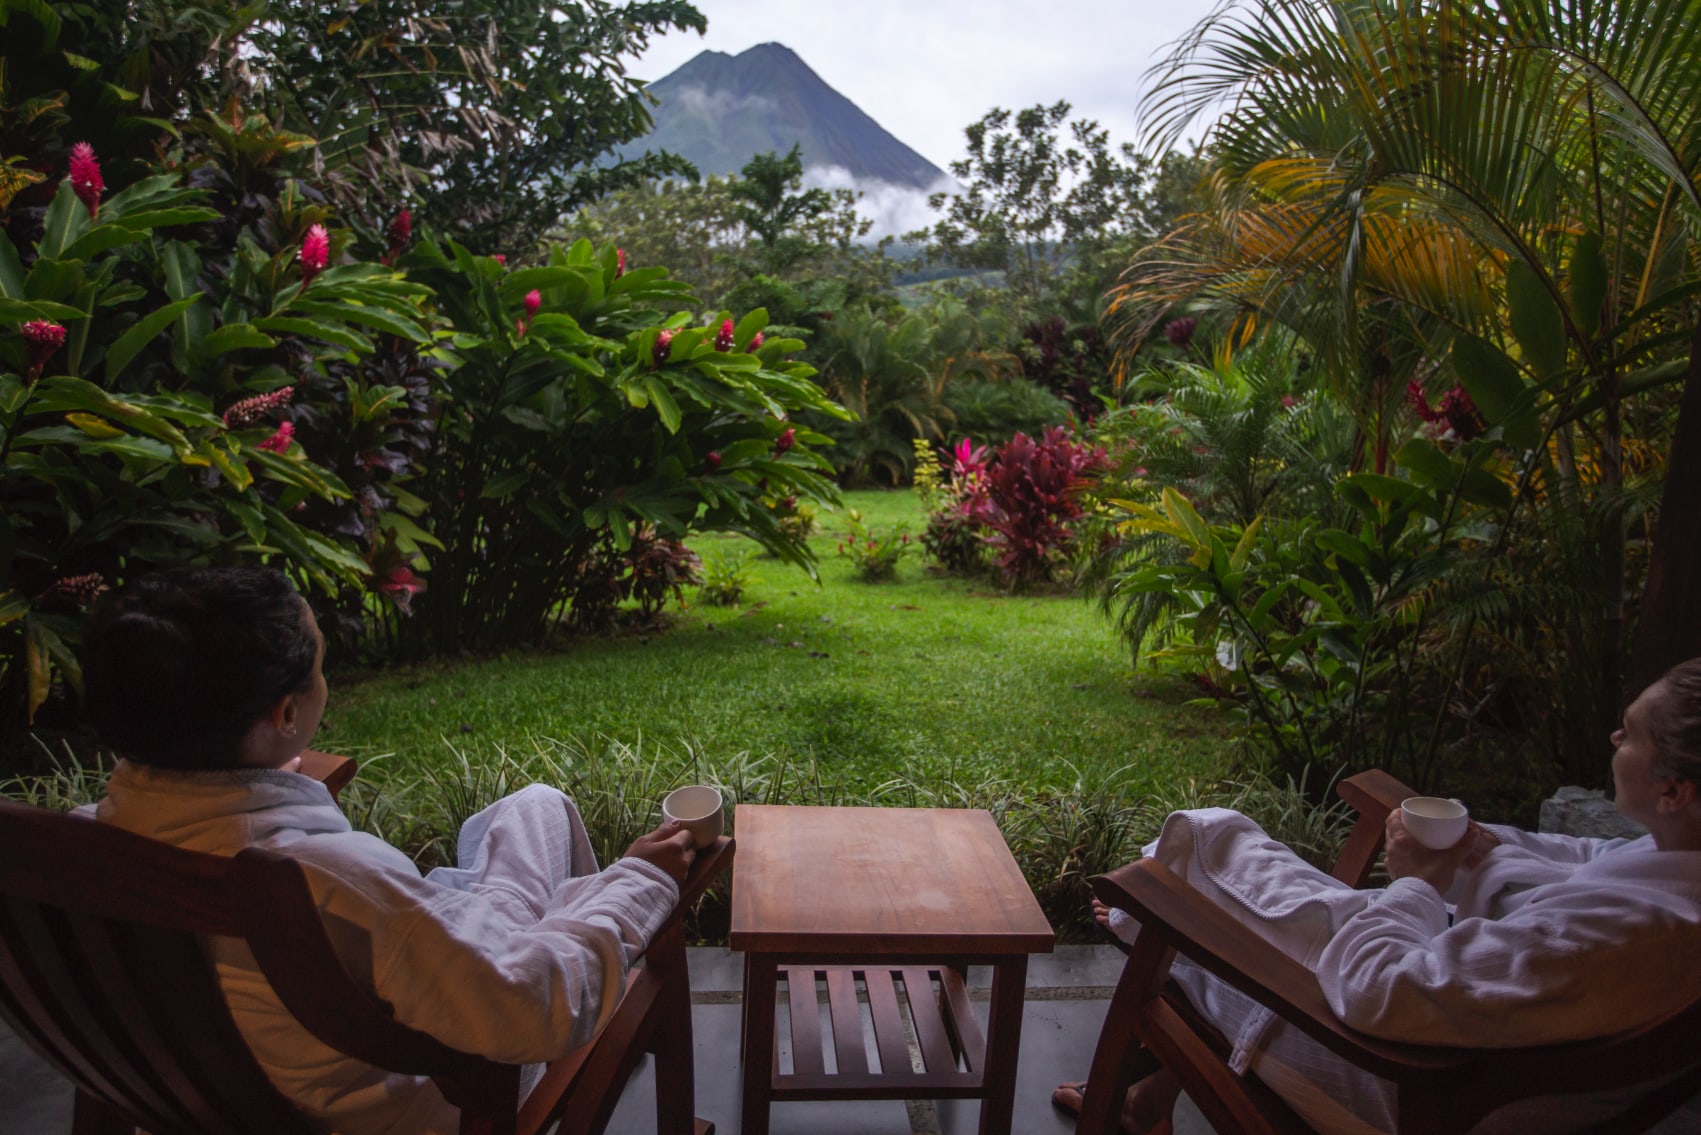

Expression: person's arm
xmin=1483 ymin=825 xmax=1635 ymax=864
xmin=1315 ymin=875 xmax=1695 ymax=1047
xmin=302 ymin=839 xmax=684 ymax=1064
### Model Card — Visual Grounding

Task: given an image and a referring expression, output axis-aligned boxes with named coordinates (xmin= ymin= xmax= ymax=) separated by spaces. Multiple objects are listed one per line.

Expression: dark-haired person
xmin=77 ymin=567 xmax=696 ymax=1135
xmin=1055 ymin=659 xmax=1701 ymax=1135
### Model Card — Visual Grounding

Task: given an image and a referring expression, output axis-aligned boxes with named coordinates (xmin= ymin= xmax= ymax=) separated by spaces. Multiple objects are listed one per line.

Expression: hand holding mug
xmin=626 ymin=822 xmax=696 ymax=884
xmin=1385 ymin=803 xmax=1498 ymax=893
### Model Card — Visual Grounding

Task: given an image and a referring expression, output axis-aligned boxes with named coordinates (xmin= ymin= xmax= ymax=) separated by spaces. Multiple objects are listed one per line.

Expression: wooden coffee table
xmin=730 ymin=805 xmax=1055 ymax=1135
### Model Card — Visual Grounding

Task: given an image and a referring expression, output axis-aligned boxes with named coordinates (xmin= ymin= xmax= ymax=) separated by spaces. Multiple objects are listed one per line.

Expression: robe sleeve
xmin=303 ymin=852 xmax=679 ymax=1064
xmin=1486 ymin=825 xmax=1633 ymax=864
xmin=1316 ymin=876 xmax=1693 ymax=1047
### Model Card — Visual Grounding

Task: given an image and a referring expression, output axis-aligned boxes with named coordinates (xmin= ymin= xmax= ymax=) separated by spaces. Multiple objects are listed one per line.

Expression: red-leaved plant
xmin=964 ymin=427 xmax=1105 ymax=590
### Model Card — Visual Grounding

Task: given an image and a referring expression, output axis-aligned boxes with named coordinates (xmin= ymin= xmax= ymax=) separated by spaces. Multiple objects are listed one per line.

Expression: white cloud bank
xmin=801 ymin=164 xmax=959 ymax=242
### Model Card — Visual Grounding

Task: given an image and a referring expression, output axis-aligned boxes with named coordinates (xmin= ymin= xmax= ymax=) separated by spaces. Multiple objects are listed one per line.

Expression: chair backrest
xmin=0 ymin=797 xmax=522 ymax=1134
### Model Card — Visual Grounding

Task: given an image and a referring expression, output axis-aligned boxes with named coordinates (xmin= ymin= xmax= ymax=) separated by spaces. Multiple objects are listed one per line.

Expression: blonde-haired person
xmin=1055 ymin=658 xmax=1701 ymax=1134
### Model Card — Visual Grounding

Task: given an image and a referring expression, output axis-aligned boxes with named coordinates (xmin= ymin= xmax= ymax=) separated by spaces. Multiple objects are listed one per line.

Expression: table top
xmin=728 ymin=805 xmax=1055 ymax=955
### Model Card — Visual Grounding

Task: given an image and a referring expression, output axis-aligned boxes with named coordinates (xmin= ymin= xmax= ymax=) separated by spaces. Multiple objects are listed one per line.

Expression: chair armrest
xmin=1330 ymin=769 xmax=1419 ymax=887
xmin=675 ymin=836 xmax=734 ymax=915
xmin=1095 ymin=859 xmax=1464 ymax=1083
xmin=297 ymin=750 xmax=357 ymax=801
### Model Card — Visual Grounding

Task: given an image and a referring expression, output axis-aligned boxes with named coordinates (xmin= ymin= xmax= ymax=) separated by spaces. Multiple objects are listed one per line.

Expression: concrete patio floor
xmin=1 ymin=944 xmax=1214 ymax=1135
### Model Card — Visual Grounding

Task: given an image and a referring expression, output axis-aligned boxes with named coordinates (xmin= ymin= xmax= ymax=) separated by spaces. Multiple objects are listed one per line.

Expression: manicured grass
xmin=325 ymin=490 xmax=1231 ymax=797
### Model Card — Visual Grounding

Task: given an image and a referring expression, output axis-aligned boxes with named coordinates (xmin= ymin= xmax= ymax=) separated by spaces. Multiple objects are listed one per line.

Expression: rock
xmin=1538 ymin=786 xmax=1647 ymax=839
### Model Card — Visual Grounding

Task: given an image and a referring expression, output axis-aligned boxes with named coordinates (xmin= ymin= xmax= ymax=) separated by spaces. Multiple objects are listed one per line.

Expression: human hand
xmin=625 ymin=822 xmax=696 ymax=885
xmin=1384 ymin=809 xmax=1498 ymax=893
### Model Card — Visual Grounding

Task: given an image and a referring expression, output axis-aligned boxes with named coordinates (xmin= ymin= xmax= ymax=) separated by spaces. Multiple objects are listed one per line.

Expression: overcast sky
xmin=621 ymin=0 xmax=1224 ymax=175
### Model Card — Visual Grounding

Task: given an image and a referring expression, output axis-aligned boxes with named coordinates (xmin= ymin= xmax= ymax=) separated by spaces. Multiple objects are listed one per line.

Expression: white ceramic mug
xmin=1400 ymin=796 xmax=1470 ymax=850
xmin=661 ymin=785 xmax=725 ymax=849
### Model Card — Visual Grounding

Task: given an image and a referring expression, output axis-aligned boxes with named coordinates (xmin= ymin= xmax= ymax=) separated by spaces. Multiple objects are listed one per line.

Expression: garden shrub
xmin=966 ymin=427 xmax=1106 ymax=590
xmin=400 ymin=238 xmax=848 ymax=653
xmin=943 ymin=377 xmax=1072 ymax=447
xmin=835 ymin=510 xmax=915 ymax=582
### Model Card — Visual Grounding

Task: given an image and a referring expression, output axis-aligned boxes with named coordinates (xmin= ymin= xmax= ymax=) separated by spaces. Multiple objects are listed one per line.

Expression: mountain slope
xmin=631 ymin=43 xmax=946 ymax=190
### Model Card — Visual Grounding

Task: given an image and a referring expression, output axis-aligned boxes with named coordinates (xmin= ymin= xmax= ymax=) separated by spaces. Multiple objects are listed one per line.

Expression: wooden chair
xmin=0 ymin=750 xmax=730 ymax=1135
xmin=1076 ymin=769 xmax=1701 ymax=1135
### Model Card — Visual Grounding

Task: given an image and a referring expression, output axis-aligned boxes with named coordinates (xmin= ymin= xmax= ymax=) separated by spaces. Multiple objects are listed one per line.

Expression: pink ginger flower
xmin=377 ymin=565 xmax=426 ymax=615
xmin=517 ymin=288 xmax=542 ymax=336
xmin=258 ymin=420 xmax=295 ymax=453
xmin=748 ymin=330 xmax=764 ymax=352
xmin=45 ymin=572 xmax=108 ymax=607
xmin=21 ymin=320 xmax=67 ymax=377
xmin=383 ymin=209 xmax=412 ymax=263
xmin=616 ymin=248 xmax=627 ymax=278
xmin=705 ymin=450 xmax=722 ymax=471
xmin=221 ymin=385 xmax=295 ymax=428
xmin=714 ymin=318 xmax=736 ymax=352
xmin=491 ymin=254 xmax=507 ymax=266
xmin=68 ymin=143 xmax=103 ymax=218
xmin=299 ymin=225 xmax=330 ymax=287
xmin=1407 ymin=379 xmax=1440 ymax=424
xmin=1439 ymin=386 xmax=1484 ymax=441
xmin=652 ymin=328 xmax=675 ymax=367
xmin=774 ymin=427 xmax=795 ymax=454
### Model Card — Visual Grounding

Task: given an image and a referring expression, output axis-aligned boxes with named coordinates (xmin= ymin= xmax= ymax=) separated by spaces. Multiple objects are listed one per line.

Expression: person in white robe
xmin=77 ymin=566 xmax=697 ymax=1135
xmin=1054 ymin=657 xmax=1701 ymax=1135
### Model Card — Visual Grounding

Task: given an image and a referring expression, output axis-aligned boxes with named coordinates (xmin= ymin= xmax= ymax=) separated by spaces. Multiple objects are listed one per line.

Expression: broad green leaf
xmin=199 ymin=324 xmax=278 ymax=356
xmin=289 ymin=298 xmax=426 ymax=342
xmin=1393 ymin=438 xmax=1457 ymax=488
xmin=482 ymin=468 xmax=533 ymax=499
xmin=1452 ymin=335 xmax=1539 ymax=450
xmin=25 ymin=618 xmax=53 ymax=723
xmin=0 ymin=590 xmax=29 ymax=626
xmin=37 ymin=181 xmax=90 ymax=261
xmin=60 ymin=223 xmax=149 ymax=262
xmin=252 ymin=315 xmax=372 ymax=353
xmin=28 ymin=376 xmax=189 ymax=448
xmin=1228 ymin=516 xmax=1262 ymax=572
xmin=1568 ymin=233 xmax=1607 ymax=340
xmin=1316 ymin=528 xmax=1371 ymax=567
xmin=733 ymin=308 xmax=769 ymax=349
xmin=0 ymin=236 xmax=26 ymax=298
xmin=642 ymin=376 xmax=682 ymax=433
xmin=1506 ymin=259 xmax=1566 ymax=379
xmin=0 ymin=297 xmax=84 ymax=322
xmin=1456 ymin=467 xmax=1513 ymax=510
xmin=106 ymin=294 xmax=203 ymax=381
xmin=65 ymin=412 xmax=124 ymax=438
xmin=1161 ymin=487 xmax=1212 ymax=554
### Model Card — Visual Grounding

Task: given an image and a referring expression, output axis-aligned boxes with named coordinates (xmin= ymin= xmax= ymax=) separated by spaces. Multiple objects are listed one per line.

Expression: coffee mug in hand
xmin=1401 ymin=796 xmax=1470 ymax=850
xmin=661 ymin=785 xmax=724 ymax=849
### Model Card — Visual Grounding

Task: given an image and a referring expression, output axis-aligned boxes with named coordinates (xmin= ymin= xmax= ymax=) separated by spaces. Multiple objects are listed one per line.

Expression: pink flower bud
xmin=715 ymin=318 xmax=735 ymax=352
xmin=748 ymin=331 xmax=764 ymax=352
xmin=774 ymin=427 xmax=795 ymax=454
xmin=705 ymin=451 xmax=721 ymax=470
xmin=300 ymin=224 xmax=330 ymax=287
xmin=21 ymin=320 xmax=67 ymax=376
xmin=388 ymin=209 xmax=412 ymax=246
xmin=524 ymin=289 xmax=542 ymax=318
xmin=616 ymin=248 xmax=627 ymax=278
xmin=491 ymin=254 xmax=507 ymax=266
xmin=516 ymin=318 xmax=527 ymax=337
xmin=652 ymin=328 xmax=674 ymax=367
xmin=258 ymin=420 xmax=295 ymax=454
xmin=68 ymin=143 xmax=104 ymax=218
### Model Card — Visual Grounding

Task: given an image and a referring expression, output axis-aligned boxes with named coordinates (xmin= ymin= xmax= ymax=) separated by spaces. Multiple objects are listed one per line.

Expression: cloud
xmin=663 ymin=84 xmax=776 ymax=120
xmin=801 ymin=165 xmax=960 ymax=242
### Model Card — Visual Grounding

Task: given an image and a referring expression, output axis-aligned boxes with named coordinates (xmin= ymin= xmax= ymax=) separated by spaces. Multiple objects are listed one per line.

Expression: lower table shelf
xmin=765 ymin=964 xmax=987 ymax=1100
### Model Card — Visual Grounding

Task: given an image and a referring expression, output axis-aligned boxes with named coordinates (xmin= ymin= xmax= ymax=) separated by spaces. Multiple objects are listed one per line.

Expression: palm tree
xmin=1117 ymin=0 xmax=1701 ymax=770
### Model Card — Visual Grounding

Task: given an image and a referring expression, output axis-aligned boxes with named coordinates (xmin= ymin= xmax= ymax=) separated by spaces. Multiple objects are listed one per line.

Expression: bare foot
xmin=1092 ymin=897 xmax=1114 ymax=931
xmin=1051 ymin=1070 xmax=1179 ymax=1134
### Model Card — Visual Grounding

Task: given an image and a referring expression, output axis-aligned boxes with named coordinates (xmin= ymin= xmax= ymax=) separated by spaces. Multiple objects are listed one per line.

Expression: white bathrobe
xmin=1109 ymin=808 xmax=1701 ymax=1133
xmin=80 ymin=762 xmax=679 ymax=1135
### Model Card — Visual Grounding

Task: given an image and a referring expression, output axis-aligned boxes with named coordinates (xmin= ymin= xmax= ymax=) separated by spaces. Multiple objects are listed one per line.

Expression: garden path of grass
xmin=327 ymin=490 xmax=1231 ymax=798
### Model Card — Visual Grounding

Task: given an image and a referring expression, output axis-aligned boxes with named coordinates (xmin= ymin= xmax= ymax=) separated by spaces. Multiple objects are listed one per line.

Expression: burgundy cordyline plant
xmin=299 ymin=225 xmax=330 ymax=288
xmin=221 ymin=385 xmax=295 ymax=428
xmin=383 ymin=209 xmax=412 ymax=264
xmin=21 ymin=321 xmax=66 ymax=379
xmin=652 ymin=329 xmax=674 ymax=367
xmin=714 ymin=319 xmax=736 ymax=351
xmin=68 ymin=142 xmax=103 ymax=218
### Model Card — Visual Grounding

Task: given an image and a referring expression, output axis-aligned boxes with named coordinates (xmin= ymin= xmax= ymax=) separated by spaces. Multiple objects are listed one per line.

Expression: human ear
xmin=1656 ymin=775 xmax=1696 ymax=814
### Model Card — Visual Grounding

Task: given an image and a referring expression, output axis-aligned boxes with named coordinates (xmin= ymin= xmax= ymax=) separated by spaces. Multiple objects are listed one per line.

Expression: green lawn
xmin=325 ymin=490 xmax=1230 ymax=797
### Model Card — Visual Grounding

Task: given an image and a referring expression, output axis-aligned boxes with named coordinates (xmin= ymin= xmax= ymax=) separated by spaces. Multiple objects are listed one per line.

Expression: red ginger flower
xmin=491 ymin=254 xmax=507 ymax=266
xmin=517 ymin=289 xmax=542 ymax=336
xmin=68 ymin=143 xmax=103 ymax=218
xmin=258 ymin=420 xmax=295 ymax=453
xmin=652 ymin=328 xmax=674 ymax=367
xmin=377 ymin=565 xmax=425 ymax=615
xmin=705 ymin=450 xmax=721 ymax=470
xmin=774 ymin=427 xmax=795 ymax=454
xmin=383 ymin=209 xmax=412 ymax=263
xmin=748 ymin=331 xmax=764 ymax=352
xmin=222 ymin=385 xmax=295 ymax=428
xmin=22 ymin=320 xmax=67 ymax=377
xmin=715 ymin=318 xmax=736 ymax=352
xmin=616 ymin=248 xmax=627 ymax=278
xmin=45 ymin=572 xmax=108 ymax=607
xmin=299 ymin=225 xmax=330 ymax=287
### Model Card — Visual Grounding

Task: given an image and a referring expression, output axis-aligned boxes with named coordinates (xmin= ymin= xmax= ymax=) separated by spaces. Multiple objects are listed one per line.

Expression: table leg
xmin=740 ymin=953 xmax=779 ymax=1135
xmin=977 ymin=955 xmax=1029 ymax=1135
